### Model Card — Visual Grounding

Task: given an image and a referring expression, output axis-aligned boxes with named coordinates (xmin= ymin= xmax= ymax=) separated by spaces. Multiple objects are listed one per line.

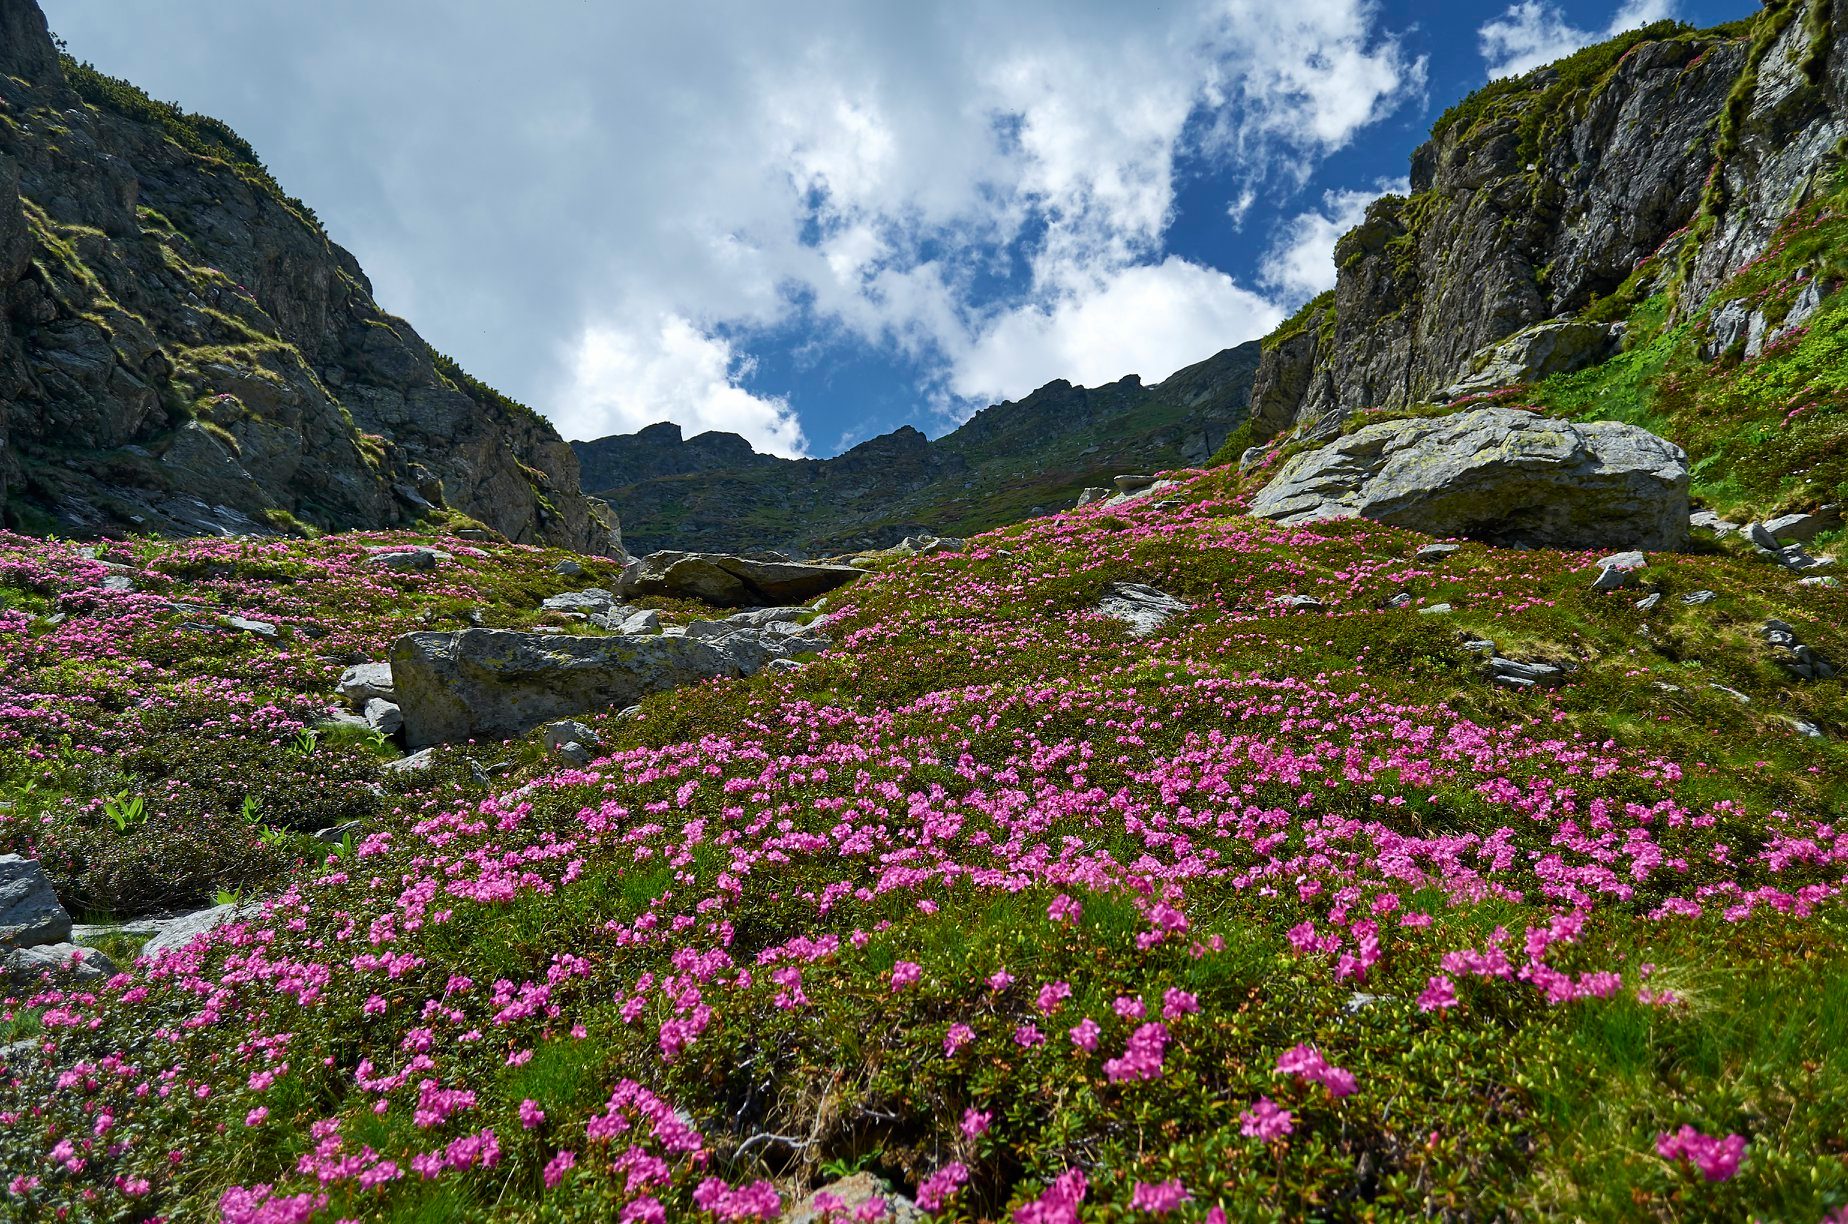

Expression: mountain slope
xmin=0 ymin=0 xmax=618 ymax=551
xmin=574 ymin=341 xmax=1260 ymax=555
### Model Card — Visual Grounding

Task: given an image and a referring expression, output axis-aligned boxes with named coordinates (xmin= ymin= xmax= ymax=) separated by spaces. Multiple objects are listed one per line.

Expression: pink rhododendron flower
xmin=1161 ymin=988 xmax=1198 ymax=1019
xmin=1275 ymin=1044 xmax=1357 ymax=1098
xmin=944 ymin=1023 xmax=975 ymax=1055
xmin=1657 ymin=1126 xmax=1746 ymax=1182
xmin=890 ymin=961 xmax=921 ymax=991
xmin=1070 ymin=1017 xmax=1101 ymax=1053
xmin=1240 ymin=1097 xmax=1293 ymax=1143
xmin=916 ymin=1162 xmax=970 ymax=1211
xmin=1129 ymin=1179 xmax=1191 ymax=1215
xmin=519 ymin=1099 xmax=545 ymax=1129
xmin=1037 ymin=981 xmax=1072 ymax=1014
xmin=693 ymin=1177 xmax=783 ymax=1220
xmin=1104 ymin=1022 xmax=1168 ymax=1082
xmin=1014 ymin=1168 xmax=1087 ymax=1224
xmin=1418 ymin=975 xmax=1458 ymax=1012
xmin=961 ymin=1107 xmax=992 ymax=1137
xmin=542 ymin=1150 xmax=575 ymax=1189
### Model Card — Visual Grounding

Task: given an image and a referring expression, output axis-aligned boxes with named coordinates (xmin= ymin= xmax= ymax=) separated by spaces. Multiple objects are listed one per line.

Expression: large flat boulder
xmin=1249 ymin=408 xmax=1688 ymax=550
xmin=391 ymin=627 xmax=819 ymax=747
xmin=614 ymin=551 xmax=862 ymax=607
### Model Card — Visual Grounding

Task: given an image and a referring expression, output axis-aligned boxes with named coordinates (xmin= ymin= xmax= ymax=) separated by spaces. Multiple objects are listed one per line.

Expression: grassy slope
xmin=1 ymin=469 xmax=1844 ymax=1220
xmin=1529 ymin=178 xmax=1848 ymax=521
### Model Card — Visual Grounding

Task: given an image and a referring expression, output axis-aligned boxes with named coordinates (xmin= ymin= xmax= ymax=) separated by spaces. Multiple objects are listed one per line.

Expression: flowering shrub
xmin=1 ymin=470 xmax=1845 ymax=1220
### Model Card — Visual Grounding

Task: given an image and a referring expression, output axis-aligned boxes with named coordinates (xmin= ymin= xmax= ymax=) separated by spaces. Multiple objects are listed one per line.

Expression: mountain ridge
xmin=573 ymin=341 xmax=1260 ymax=555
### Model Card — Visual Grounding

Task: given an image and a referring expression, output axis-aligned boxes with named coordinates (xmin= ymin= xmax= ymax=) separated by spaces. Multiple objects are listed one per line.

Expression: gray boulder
xmin=606 ymin=608 xmax=661 ymax=635
xmin=338 ymin=662 xmax=395 ymax=705
xmin=0 ymin=856 xmax=71 ymax=949
xmin=381 ymin=747 xmax=437 ymax=774
xmin=140 ymin=903 xmax=240 ymax=958
xmin=363 ymin=698 xmax=404 ymax=736
xmin=5 ymin=942 xmax=116 ymax=988
xmin=542 ymin=720 xmax=600 ymax=752
xmin=1591 ymin=551 xmax=1648 ymax=591
xmin=1095 ymin=583 xmax=1189 ymax=638
xmin=615 ymin=551 xmax=862 ymax=607
xmin=784 ymin=1173 xmax=922 ymax=1224
xmin=391 ymin=627 xmax=816 ymax=747
xmin=1249 ymin=408 xmax=1688 ymax=550
xmin=1764 ymin=508 xmax=1840 ymax=544
xmin=723 ymin=606 xmax=810 ymax=628
xmin=542 ymin=588 xmax=618 ymax=614
xmin=365 ymin=548 xmax=449 ymax=572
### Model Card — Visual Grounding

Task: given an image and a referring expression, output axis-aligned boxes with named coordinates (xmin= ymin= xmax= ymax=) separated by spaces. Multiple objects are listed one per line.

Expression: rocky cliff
xmin=1247 ymin=17 xmax=1759 ymax=440
xmin=1240 ymin=1 xmax=1846 ymax=526
xmin=0 ymin=0 xmax=618 ymax=551
xmin=577 ymin=341 xmax=1259 ymax=555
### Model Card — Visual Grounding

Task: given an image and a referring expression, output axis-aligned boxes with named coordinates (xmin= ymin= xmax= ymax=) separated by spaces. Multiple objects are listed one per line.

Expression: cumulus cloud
xmin=555 ymin=317 xmax=808 ymax=457
xmin=43 ymin=0 xmax=1426 ymax=448
xmin=952 ymin=258 xmax=1283 ymax=408
xmin=1479 ymin=0 xmax=1679 ymax=79
xmin=1260 ymin=179 xmax=1409 ymax=301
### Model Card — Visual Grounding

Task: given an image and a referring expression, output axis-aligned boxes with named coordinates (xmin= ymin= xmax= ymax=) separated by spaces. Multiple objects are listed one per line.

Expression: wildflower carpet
xmin=2 ymin=465 xmax=1845 ymax=1221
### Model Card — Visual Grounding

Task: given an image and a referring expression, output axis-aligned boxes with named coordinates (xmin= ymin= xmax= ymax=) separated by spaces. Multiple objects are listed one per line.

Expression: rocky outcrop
xmin=1249 ymin=408 xmax=1689 ymax=549
xmin=1435 ymin=320 xmax=1625 ymax=402
xmin=615 ymin=551 xmax=862 ymax=607
xmin=0 ymin=0 xmax=617 ymax=551
xmin=577 ymin=343 xmax=1260 ymax=556
xmin=1248 ymin=21 xmax=1759 ymax=439
xmin=391 ymin=624 xmax=828 ymax=747
xmin=1681 ymin=1 xmax=1848 ymax=311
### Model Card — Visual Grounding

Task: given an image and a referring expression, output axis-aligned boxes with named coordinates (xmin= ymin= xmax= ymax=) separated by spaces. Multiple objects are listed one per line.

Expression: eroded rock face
xmin=1435 ymin=320 xmax=1623 ymax=402
xmin=1249 ymin=408 xmax=1688 ymax=549
xmin=0 ymin=2 xmax=617 ymax=550
xmin=390 ymin=626 xmax=824 ymax=747
xmin=1247 ymin=26 xmax=1753 ymax=439
xmin=614 ymin=551 xmax=862 ymax=608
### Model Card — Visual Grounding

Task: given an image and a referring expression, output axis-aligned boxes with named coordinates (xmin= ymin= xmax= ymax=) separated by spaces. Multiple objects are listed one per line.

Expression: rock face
xmin=575 ymin=343 xmax=1261 ymax=556
xmin=1246 ymin=21 xmax=1772 ymax=440
xmin=615 ymin=551 xmax=862 ymax=607
xmin=0 ymin=0 xmax=617 ymax=550
xmin=1435 ymin=320 xmax=1624 ymax=402
xmin=1249 ymin=408 xmax=1689 ymax=549
xmin=391 ymin=626 xmax=826 ymax=747
xmin=0 ymin=854 xmax=71 ymax=948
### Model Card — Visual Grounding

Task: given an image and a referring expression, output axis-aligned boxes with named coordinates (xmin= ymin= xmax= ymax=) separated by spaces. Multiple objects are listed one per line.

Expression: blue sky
xmin=43 ymin=0 xmax=1754 ymax=457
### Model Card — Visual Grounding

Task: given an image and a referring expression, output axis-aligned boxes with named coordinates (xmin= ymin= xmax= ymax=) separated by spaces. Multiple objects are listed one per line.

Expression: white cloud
xmin=556 ymin=316 xmax=809 ymax=458
xmin=42 ymin=0 xmax=1427 ymax=450
xmin=1260 ymin=179 xmax=1409 ymax=301
xmin=952 ymin=258 xmax=1284 ymax=408
xmin=1479 ymin=0 xmax=1678 ymax=79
